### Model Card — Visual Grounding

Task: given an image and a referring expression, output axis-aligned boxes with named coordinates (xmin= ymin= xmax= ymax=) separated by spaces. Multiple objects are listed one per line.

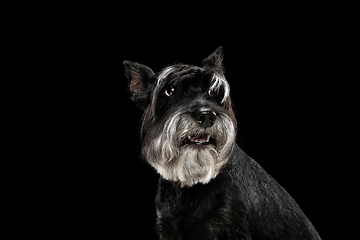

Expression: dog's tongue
xmin=189 ymin=135 xmax=207 ymax=143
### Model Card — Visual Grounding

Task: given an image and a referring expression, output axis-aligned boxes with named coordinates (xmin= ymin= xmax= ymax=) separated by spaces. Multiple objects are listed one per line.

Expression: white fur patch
xmin=143 ymin=111 xmax=236 ymax=187
xmin=209 ymin=72 xmax=230 ymax=104
xmin=157 ymin=66 xmax=175 ymax=85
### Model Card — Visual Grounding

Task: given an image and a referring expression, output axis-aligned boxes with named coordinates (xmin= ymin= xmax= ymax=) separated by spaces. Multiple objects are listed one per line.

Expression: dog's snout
xmin=193 ymin=109 xmax=217 ymax=128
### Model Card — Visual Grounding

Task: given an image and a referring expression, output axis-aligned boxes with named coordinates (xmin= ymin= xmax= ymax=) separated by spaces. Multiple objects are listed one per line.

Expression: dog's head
xmin=124 ymin=47 xmax=237 ymax=187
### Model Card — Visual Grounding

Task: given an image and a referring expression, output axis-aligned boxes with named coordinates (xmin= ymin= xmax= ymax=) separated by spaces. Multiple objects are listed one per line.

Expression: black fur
xmin=123 ymin=47 xmax=321 ymax=240
xmin=123 ymin=60 xmax=155 ymax=109
xmin=155 ymin=145 xmax=320 ymax=239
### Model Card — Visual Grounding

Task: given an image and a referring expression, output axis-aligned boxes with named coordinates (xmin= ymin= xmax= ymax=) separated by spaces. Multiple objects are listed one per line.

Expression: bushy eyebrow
xmin=157 ymin=65 xmax=200 ymax=86
xmin=157 ymin=66 xmax=176 ymax=85
xmin=209 ymin=72 xmax=230 ymax=104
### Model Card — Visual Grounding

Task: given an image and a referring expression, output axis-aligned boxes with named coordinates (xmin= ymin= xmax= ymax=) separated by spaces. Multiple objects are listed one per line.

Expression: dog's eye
xmin=208 ymin=88 xmax=225 ymax=104
xmin=165 ymin=85 xmax=175 ymax=97
xmin=208 ymin=90 xmax=218 ymax=97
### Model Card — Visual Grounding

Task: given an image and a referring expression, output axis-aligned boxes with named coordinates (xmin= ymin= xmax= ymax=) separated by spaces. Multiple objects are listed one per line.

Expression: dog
xmin=123 ymin=47 xmax=321 ymax=240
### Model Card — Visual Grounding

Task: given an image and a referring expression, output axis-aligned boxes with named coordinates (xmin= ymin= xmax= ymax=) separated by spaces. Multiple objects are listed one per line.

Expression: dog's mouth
xmin=183 ymin=134 xmax=214 ymax=145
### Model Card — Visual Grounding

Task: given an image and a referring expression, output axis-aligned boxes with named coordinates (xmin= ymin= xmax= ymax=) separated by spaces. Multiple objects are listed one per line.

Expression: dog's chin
xmin=172 ymin=143 xmax=219 ymax=187
xmin=184 ymin=143 xmax=215 ymax=150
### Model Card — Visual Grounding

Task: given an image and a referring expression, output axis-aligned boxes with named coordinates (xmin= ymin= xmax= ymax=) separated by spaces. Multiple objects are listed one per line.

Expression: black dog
xmin=123 ymin=47 xmax=321 ymax=240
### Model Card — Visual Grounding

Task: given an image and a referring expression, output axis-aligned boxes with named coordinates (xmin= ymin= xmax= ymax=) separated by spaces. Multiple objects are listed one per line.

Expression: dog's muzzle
xmin=183 ymin=108 xmax=217 ymax=146
xmin=142 ymin=109 xmax=236 ymax=187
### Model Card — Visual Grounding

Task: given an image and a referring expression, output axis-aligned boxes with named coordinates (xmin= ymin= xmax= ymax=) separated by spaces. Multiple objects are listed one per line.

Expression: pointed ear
xmin=201 ymin=46 xmax=224 ymax=76
xmin=123 ymin=60 xmax=155 ymax=108
xmin=201 ymin=46 xmax=224 ymax=75
xmin=123 ymin=60 xmax=155 ymax=95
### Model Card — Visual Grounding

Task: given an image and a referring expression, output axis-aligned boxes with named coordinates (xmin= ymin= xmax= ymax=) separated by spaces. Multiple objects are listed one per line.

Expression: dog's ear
xmin=201 ymin=46 xmax=224 ymax=76
xmin=123 ymin=60 xmax=155 ymax=108
xmin=123 ymin=60 xmax=155 ymax=95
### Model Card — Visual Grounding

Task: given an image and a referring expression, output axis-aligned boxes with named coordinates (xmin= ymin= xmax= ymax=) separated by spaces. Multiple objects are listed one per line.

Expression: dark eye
xmin=165 ymin=85 xmax=175 ymax=97
xmin=208 ymin=87 xmax=225 ymax=104
xmin=208 ymin=89 xmax=218 ymax=97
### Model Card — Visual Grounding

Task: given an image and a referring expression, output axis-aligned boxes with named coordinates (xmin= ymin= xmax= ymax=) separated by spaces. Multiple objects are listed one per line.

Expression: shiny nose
xmin=193 ymin=110 xmax=217 ymax=128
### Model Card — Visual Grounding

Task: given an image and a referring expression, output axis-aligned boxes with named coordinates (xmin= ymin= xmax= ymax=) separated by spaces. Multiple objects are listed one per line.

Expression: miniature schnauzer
xmin=123 ymin=47 xmax=321 ymax=240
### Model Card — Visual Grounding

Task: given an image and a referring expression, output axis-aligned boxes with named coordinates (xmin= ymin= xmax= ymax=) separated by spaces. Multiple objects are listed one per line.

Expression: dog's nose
xmin=193 ymin=109 xmax=217 ymax=128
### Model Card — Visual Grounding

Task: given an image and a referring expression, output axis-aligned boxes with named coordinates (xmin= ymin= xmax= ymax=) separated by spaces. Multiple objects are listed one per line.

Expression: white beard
xmin=143 ymin=111 xmax=236 ymax=187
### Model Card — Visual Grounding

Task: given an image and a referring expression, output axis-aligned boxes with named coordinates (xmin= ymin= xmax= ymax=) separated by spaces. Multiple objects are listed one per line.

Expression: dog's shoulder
xmin=227 ymin=145 xmax=321 ymax=239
